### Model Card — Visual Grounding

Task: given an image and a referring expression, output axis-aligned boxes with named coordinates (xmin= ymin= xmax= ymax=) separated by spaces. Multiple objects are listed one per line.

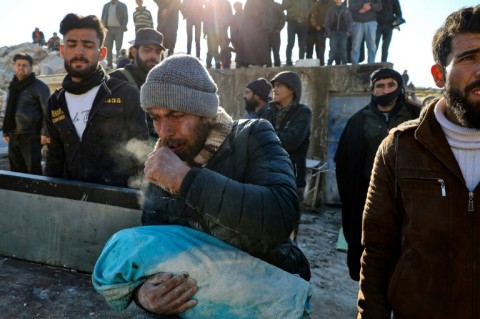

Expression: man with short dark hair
xmin=259 ymin=71 xmax=312 ymax=204
xmin=243 ymin=78 xmax=272 ymax=118
xmin=44 ymin=13 xmax=149 ymax=188
xmin=357 ymin=5 xmax=480 ymax=318
xmin=3 ymin=53 xmax=50 ymax=175
xmin=335 ymin=67 xmax=420 ymax=281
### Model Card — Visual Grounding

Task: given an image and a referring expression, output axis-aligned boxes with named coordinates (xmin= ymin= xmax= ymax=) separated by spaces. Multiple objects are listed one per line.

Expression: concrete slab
xmin=0 ymin=257 xmax=144 ymax=318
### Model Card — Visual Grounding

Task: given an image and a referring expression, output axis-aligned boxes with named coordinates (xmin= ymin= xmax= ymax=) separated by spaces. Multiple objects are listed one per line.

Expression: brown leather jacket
xmin=358 ymin=99 xmax=480 ymax=318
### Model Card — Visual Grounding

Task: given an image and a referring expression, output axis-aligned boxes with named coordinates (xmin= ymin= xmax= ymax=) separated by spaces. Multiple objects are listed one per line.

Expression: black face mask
xmin=371 ymin=86 xmax=402 ymax=106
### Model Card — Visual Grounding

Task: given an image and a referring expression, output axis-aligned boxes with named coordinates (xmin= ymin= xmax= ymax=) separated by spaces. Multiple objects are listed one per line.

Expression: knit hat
xmin=134 ymin=28 xmax=166 ymax=51
xmin=246 ymin=78 xmax=272 ymax=102
xmin=370 ymin=68 xmax=403 ymax=89
xmin=141 ymin=54 xmax=219 ymax=117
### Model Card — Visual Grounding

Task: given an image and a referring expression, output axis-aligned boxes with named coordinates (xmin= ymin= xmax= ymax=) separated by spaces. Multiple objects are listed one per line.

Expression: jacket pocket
xmin=90 ymin=104 xmax=124 ymax=139
xmin=397 ymin=176 xmax=450 ymax=238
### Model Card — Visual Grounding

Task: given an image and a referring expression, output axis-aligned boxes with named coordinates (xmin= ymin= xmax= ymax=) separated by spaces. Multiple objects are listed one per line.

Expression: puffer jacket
xmin=142 ymin=119 xmax=311 ymax=281
xmin=44 ymin=76 xmax=149 ymax=188
xmin=4 ymin=79 xmax=50 ymax=136
xmin=358 ymin=100 xmax=480 ymax=318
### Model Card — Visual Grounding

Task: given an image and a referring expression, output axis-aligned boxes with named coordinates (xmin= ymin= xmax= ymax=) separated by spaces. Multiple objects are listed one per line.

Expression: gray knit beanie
xmin=141 ymin=54 xmax=219 ymax=117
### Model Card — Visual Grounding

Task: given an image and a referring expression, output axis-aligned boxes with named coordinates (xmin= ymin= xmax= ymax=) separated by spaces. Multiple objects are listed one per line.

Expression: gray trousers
xmin=105 ymin=26 xmax=124 ymax=67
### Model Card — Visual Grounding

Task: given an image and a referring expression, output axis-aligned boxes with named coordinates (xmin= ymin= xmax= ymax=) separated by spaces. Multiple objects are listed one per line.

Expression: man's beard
xmin=64 ymin=57 xmax=98 ymax=79
xmin=444 ymin=80 xmax=480 ymax=129
xmin=137 ymin=56 xmax=157 ymax=75
xmin=244 ymin=97 xmax=257 ymax=113
xmin=160 ymin=119 xmax=211 ymax=164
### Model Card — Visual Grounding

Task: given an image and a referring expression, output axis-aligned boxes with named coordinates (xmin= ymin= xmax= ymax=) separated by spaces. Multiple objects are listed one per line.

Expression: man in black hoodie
xmin=256 ymin=71 xmax=312 ymax=209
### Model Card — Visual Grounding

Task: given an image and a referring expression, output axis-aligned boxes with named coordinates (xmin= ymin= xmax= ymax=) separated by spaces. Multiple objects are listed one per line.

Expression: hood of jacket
xmin=271 ymin=71 xmax=302 ymax=105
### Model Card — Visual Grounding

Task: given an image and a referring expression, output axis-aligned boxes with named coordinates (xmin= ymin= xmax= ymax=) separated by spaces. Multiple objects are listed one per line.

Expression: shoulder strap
xmin=118 ymin=69 xmax=137 ymax=86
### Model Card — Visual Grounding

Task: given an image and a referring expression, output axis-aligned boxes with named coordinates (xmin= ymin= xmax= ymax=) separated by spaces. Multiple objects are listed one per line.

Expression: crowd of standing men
xmin=96 ymin=0 xmax=404 ymax=70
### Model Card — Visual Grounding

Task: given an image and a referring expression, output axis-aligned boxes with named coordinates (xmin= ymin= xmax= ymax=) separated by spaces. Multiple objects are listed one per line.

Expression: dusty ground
xmin=298 ymin=209 xmax=358 ymax=319
xmin=0 ymin=153 xmax=358 ymax=318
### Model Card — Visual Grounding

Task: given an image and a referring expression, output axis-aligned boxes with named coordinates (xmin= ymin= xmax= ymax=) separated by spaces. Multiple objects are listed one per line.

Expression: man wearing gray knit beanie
xmin=95 ymin=54 xmax=312 ymax=317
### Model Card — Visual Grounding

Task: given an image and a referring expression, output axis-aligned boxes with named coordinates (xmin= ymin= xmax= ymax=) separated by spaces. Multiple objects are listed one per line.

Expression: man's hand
xmin=135 ymin=272 xmax=198 ymax=315
xmin=3 ymin=136 xmax=9 ymax=143
xmin=144 ymin=147 xmax=191 ymax=193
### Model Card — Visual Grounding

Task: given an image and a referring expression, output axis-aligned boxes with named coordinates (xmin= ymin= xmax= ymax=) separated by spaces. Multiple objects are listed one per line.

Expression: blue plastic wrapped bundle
xmin=93 ymin=225 xmax=312 ymax=318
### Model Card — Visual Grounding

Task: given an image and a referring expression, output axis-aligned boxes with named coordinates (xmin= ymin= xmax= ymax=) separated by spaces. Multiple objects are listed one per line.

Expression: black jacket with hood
xmin=257 ymin=71 xmax=312 ymax=188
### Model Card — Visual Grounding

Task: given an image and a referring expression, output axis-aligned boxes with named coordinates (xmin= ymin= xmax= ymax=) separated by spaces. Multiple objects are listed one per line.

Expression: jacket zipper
xmin=470 ymin=191 xmax=475 ymax=316
xmin=438 ymin=179 xmax=446 ymax=197
xmin=469 ymin=191 xmax=475 ymax=212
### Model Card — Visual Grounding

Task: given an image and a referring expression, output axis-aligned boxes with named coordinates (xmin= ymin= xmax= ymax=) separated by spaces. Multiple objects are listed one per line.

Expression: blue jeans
xmin=351 ymin=20 xmax=377 ymax=64
xmin=286 ymin=20 xmax=308 ymax=64
xmin=328 ymin=31 xmax=348 ymax=65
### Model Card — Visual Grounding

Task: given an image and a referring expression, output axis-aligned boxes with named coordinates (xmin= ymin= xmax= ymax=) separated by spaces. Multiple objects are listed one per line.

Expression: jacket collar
xmin=414 ymin=98 xmax=465 ymax=182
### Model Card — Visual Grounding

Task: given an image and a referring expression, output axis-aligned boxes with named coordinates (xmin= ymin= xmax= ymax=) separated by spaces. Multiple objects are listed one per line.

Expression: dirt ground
xmin=0 ymin=153 xmax=358 ymax=318
xmin=297 ymin=209 xmax=358 ymax=319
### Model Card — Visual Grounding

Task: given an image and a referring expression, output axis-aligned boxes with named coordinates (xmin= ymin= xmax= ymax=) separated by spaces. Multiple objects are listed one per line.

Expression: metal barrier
xmin=0 ymin=171 xmax=142 ymax=272
xmin=303 ymin=159 xmax=328 ymax=210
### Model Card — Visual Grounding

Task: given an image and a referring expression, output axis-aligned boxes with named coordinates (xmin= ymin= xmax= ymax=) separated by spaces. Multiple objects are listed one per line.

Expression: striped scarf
xmin=153 ymin=107 xmax=233 ymax=194
xmin=191 ymin=107 xmax=234 ymax=167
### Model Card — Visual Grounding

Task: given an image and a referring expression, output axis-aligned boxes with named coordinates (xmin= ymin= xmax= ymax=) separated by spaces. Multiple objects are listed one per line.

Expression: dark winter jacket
xmin=109 ymin=65 xmax=157 ymax=139
xmin=181 ymin=0 xmax=204 ymax=24
xmin=325 ymin=4 xmax=353 ymax=34
xmin=281 ymin=0 xmax=312 ymax=24
xmin=235 ymin=0 xmax=271 ymax=66
xmin=310 ymin=0 xmax=334 ymax=29
xmin=203 ymin=0 xmax=232 ymax=33
xmin=109 ymin=64 xmax=146 ymax=90
xmin=44 ymin=76 xmax=149 ymax=188
xmin=349 ymin=0 xmax=382 ymax=23
xmin=377 ymin=0 xmax=402 ymax=25
xmin=142 ymin=119 xmax=311 ymax=281
xmin=335 ymin=98 xmax=420 ymax=281
xmin=358 ymin=100 xmax=480 ymax=318
xmin=270 ymin=0 xmax=286 ymax=34
xmin=259 ymin=72 xmax=311 ymax=188
xmin=4 ymin=79 xmax=50 ymax=137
